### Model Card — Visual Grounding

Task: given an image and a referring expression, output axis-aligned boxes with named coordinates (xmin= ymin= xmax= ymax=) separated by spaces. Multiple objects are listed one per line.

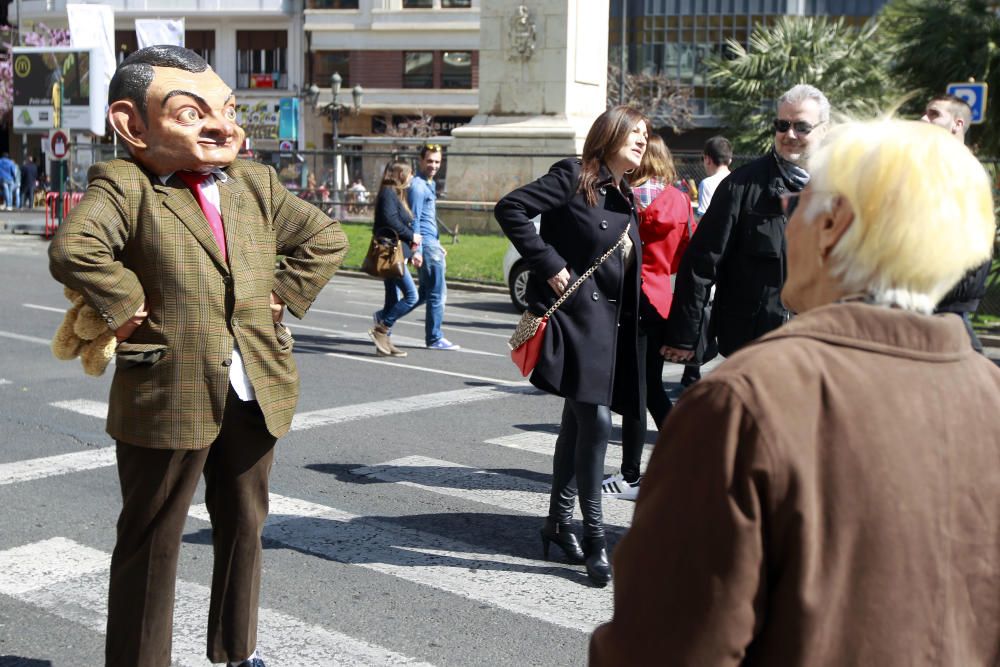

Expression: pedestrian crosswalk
xmin=1 ymin=383 xmax=657 ymax=665
xmin=0 ymin=292 xmax=710 ymax=665
xmin=0 ymin=538 xmax=434 ymax=667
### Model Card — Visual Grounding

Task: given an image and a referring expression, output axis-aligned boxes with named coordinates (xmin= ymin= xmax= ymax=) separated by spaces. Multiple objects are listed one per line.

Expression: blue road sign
xmin=946 ymin=82 xmax=989 ymax=124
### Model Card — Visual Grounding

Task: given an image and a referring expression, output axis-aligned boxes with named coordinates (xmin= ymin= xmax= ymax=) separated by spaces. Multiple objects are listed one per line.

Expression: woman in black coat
xmin=368 ymin=160 xmax=420 ymax=357
xmin=494 ymin=106 xmax=648 ymax=586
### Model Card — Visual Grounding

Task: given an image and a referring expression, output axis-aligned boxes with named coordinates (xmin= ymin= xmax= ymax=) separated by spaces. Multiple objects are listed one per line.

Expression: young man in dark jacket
xmin=921 ymin=94 xmax=992 ymax=352
xmin=662 ymin=84 xmax=830 ymax=362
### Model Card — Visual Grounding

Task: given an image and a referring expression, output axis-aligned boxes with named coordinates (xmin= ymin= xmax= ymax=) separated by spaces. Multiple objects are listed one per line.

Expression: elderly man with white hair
xmin=590 ymin=119 xmax=1000 ymax=666
xmin=663 ymin=84 xmax=830 ymax=364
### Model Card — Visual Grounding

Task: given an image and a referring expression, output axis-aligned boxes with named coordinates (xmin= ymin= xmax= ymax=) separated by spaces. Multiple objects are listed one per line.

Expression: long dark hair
xmin=380 ymin=160 xmax=413 ymax=216
xmin=578 ymin=105 xmax=649 ymax=207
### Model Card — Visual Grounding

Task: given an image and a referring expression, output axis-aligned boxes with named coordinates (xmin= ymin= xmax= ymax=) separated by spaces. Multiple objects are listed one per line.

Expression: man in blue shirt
xmin=408 ymin=145 xmax=460 ymax=350
xmin=0 ymin=153 xmax=19 ymax=211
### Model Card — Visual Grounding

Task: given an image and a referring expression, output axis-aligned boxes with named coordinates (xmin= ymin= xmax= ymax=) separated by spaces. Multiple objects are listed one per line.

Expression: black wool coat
xmin=665 ymin=153 xmax=791 ymax=357
xmin=495 ymin=158 xmax=642 ymax=417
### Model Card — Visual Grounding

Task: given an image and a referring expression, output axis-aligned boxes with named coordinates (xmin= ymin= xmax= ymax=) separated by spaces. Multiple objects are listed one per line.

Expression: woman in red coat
xmin=603 ymin=135 xmax=694 ymax=501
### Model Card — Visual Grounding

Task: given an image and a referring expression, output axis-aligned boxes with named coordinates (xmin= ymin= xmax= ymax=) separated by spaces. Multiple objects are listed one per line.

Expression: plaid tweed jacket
xmin=49 ymin=158 xmax=348 ymax=449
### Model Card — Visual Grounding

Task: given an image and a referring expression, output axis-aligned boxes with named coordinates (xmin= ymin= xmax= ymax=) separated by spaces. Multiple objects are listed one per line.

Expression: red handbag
xmin=509 ymin=315 xmax=547 ymax=376
xmin=507 ymin=224 xmax=631 ymax=377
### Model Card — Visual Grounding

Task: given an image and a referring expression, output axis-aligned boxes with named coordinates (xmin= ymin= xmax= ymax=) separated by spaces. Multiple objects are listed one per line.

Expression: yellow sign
xmin=13 ymin=56 xmax=31 ymax=78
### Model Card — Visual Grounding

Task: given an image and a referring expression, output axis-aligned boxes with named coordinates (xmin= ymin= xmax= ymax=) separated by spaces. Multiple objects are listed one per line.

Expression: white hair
xmin=803 ymin=120 xmax=995 ymax=313
xmin=778 ymin=84 xmax=831 ymax=123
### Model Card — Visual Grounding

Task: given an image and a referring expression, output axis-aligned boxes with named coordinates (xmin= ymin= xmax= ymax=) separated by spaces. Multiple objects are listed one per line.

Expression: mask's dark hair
xmin=108 ymin=45 xmax=209 ymax=120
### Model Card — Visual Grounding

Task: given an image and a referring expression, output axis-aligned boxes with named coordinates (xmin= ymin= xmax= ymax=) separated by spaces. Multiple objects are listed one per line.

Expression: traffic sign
xmin=48 ymin=128 xmax=70 ymax=160
xmin=946 ymin=82 xmax=989 ymax=124
xmin=278 ymin=139 xmax=294 ymax=152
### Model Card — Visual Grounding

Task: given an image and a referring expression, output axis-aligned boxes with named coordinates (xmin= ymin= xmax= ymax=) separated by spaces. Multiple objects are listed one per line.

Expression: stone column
xmin=445 ymin=0 xmax=609 ymax=204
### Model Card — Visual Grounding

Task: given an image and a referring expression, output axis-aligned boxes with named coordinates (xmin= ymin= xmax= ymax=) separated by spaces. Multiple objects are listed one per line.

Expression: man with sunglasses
xmin=662 ymin=84 xmax=830 ymax=364
xmin=921 ymin=94 xmax=991 ymax=352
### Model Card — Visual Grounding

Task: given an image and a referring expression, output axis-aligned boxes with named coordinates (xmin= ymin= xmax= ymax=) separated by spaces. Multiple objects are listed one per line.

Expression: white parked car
xmin=501 ymin=216 xmax=539 ymax=312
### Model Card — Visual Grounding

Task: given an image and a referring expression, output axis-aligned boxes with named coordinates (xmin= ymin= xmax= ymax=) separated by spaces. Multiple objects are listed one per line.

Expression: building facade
xmin=302 ymin=0 xmax=479 ymax=149
xmin=10 ymin=0 xmax=479 ymax=158
xmin=611 ymin=0 xmax=890 ymax=148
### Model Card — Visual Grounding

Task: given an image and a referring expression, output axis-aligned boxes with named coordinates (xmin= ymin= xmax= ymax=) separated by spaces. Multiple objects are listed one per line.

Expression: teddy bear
xmin=51 ymin=286 xmax=118 ymax=376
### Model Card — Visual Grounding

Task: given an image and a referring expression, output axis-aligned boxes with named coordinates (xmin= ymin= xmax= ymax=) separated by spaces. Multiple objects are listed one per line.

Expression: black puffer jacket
xmin=665 ymin=154 xmax=792 ymax=357
xmin=495 ymin=158 xmax=642 ymax=416
xmin=937 ymin=259 xmax=990 ymax=315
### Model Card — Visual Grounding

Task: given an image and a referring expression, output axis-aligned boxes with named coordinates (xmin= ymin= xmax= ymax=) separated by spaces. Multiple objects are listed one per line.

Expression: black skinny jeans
xmin=548 ymin=399 xmax=612 ymax=540
xmin=619 ymin=316 xmax=673 ymax=483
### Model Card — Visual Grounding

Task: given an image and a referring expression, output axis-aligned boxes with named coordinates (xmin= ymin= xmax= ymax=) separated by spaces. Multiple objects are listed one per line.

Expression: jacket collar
xmin=759 ymin=302 xmax=973 ymax=361
xmin=595 ymin=161 xmax=636 ymax=206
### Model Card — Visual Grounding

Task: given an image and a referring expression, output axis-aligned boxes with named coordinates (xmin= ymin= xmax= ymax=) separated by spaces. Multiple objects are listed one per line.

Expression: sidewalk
xmin=1 ymin=209 xmax=48 ymax=236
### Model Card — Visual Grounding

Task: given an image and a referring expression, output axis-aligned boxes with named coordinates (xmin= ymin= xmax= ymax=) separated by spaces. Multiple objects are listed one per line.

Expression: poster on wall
xmin=12 ymin=47 xmax=108 ymax=135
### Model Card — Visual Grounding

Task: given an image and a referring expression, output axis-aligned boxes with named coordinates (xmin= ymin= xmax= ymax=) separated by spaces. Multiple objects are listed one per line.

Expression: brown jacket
xmin=591 ymin=303 xmax=1000 ymax=666
xmin=49 ymin=158 xmax=348 ymax=449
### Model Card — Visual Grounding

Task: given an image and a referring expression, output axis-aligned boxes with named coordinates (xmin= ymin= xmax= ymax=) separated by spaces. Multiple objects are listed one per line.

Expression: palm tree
xmin=880 ymin=0 xmax=1000 ymax=156
xmin=705 ymin=16 xmax=897 ymax=155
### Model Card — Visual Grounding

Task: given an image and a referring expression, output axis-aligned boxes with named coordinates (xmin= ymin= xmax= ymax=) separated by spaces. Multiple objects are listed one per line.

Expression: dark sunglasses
xmin=780 ymin=192 xmax=801 ymax=217
xmin=773 ymin=119 xmax=824 ymax=135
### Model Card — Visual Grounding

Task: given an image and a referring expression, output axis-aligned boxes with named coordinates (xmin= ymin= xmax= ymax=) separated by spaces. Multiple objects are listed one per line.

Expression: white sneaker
xmin=601 ymin=472 xmax=641 ymax=500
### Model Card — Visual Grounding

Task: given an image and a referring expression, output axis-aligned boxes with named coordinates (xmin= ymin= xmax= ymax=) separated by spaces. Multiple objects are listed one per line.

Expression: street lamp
xmin=317 ymin=72 xmax=363 ymax=217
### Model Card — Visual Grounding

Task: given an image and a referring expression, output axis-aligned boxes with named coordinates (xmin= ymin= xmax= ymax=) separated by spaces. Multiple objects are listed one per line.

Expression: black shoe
xmin=680 ymin=367 xmax=701 ymax=388
xmin=540 ymin=518 xmax=585 ymax=563
xmin=583 ymin=536 xmax=611 ymax=587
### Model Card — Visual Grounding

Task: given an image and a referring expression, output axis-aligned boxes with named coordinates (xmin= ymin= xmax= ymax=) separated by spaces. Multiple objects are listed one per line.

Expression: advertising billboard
xmin=12 ymin=47 xmax=108 ymax=135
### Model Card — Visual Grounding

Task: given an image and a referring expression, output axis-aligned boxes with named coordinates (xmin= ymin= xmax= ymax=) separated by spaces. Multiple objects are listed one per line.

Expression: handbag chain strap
xmin=542 ymin=223 xmax=631 ymax=320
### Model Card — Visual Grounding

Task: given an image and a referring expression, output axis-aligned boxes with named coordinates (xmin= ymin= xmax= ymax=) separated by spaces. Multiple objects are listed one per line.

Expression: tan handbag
xmin=361 ymin=229 xmax=406 ymax=280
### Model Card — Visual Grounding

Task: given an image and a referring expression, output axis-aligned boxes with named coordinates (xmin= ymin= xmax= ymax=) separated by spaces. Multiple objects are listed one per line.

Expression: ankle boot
xmin=386 ymin=336 xmax=407 ymax=357
xmin=539 ymin=518 xmax=585 ymax=563
xmin=582 ymin=536 xmax=611 ymax=587
xmin=367 ymin=323 xmax=393 ymax=356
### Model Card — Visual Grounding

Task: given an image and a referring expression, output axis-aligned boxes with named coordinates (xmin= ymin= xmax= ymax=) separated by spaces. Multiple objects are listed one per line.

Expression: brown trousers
xmin=105 ymin=388 xmax=276 ymax=667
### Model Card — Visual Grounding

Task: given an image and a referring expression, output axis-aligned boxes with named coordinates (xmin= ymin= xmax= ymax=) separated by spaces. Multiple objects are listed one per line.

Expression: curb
xmin=336 ymin=268 xmax=509 ymax=295
xmin=978 ymin=333 xmax=1000 ymax=348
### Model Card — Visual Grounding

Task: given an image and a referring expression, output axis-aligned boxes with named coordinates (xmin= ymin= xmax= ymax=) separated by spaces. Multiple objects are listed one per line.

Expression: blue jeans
xmin=415 ymin=240 xmax=447 ymax=345
xmin=378 ymin=268 xmax=418 ymax=328
xmin=1 ymin=180 xmax=13 ymax=208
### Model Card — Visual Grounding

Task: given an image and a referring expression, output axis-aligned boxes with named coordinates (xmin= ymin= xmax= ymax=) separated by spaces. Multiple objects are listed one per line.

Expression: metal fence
xmin=55 ymin=142 xmax=1000 ymax=314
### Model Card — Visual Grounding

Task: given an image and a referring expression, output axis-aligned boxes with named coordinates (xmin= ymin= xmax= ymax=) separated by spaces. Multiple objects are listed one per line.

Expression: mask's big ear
xmin=108 ymin=100 xmax=148 ymax=153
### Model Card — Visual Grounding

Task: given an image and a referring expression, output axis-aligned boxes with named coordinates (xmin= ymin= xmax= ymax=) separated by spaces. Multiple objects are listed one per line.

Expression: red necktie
xmin=177 ymin=171 xmax=227 ymax=263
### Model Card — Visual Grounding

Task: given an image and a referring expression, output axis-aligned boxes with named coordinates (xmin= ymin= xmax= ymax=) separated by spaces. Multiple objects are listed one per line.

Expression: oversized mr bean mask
xmin=108 ymin=66 xmax=245 ymax=177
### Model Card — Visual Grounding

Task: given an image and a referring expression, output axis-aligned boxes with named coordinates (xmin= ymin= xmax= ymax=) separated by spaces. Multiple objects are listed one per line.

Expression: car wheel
xmin=508 ymin=261 xmax=531 ymax=312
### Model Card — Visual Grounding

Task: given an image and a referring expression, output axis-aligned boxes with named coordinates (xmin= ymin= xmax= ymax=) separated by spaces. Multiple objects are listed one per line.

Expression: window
xmin=113 ymin=31 xmax=215 ymax=67
xmin=312 ymin=51 xmax=351 ymax=88
xmin=114 ymin=30 xmax=138 ymax=63
xmin=402 ymin=0 xmax=433 ymax=7
xmin=442 ymin=0 xmax=472 ymax=6
xmin=403 ymin=52 xmax=434 ymax=88
xmin=186 ymin=30 xmax=215 ymax=68
xmin=237 ymin=30 xmax=288 ymax=90
xmin=306 ymin=0 xmax=359 ymax=7
xmin=441 ymin=51 xmax=472 ymax=88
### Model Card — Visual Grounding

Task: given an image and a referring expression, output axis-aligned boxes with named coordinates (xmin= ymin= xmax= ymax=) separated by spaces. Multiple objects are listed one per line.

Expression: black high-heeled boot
xmin=539 ymin=518 xmax=585 ymax=563
xmin=583 ymin=536 xmax=611 ymax=587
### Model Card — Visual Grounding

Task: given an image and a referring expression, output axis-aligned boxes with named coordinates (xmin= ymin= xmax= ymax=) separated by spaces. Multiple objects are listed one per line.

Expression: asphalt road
xmin=0 ymin=232 xmax=698 ymax=667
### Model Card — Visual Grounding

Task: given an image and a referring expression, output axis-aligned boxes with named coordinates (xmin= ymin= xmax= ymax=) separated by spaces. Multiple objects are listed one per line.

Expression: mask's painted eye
xmin=179 ymin=108 xmax=199 ymax=122
xmin=223 ymin=107 xmax=237 ymax=121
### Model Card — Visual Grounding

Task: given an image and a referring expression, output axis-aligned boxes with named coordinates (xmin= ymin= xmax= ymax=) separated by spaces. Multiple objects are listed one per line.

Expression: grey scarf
xmin=772 ymin=146 xmax=810 ymax=192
